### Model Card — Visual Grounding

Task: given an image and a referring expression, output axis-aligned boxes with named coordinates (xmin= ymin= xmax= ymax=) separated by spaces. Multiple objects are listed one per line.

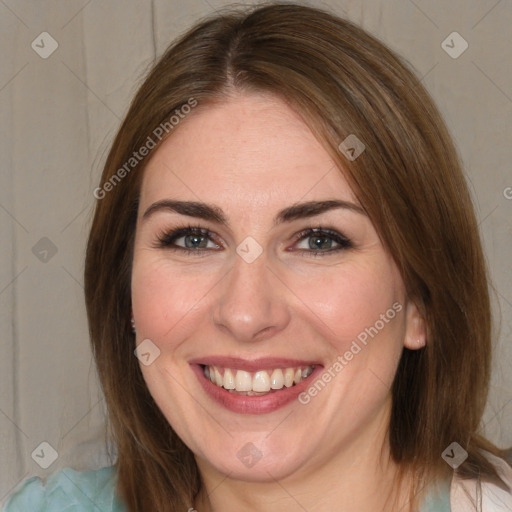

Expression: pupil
xmin=185 ymin=234 xmax=207 ymax=248
xmin=310 ymin=236 xmax=331 ymax=250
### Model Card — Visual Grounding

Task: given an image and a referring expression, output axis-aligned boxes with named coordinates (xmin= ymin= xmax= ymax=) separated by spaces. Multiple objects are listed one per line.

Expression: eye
xmin=291 ymin=227 xmax=352 ymax=256
xmin=155 ymin=224 xmax=221 ymax=254
xmin=154 ymin=224 xmax=352 ymax=257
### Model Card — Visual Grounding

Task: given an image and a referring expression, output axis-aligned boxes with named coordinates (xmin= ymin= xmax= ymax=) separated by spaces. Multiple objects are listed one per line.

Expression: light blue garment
xmin=3 ymin=465 xmax=451 ymax=511
xmin=2 ymin=466 xmax=127 ymax=512
xmin=419 ymin=475 xmax=452 ymax=511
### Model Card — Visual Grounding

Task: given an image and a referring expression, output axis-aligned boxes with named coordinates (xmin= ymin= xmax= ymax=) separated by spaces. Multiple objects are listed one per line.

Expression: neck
xmin=193 ymin=405 xmax=414 ymax=512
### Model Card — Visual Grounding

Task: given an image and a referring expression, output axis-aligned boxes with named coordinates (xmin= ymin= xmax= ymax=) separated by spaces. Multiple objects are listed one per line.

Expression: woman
xmin=4 ymin=2 xmax=512 ymax=511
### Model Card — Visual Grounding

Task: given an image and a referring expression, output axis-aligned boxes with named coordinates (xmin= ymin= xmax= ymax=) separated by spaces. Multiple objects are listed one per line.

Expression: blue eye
xmin=155 ymin=224 xmax=352 ymax=256
xmin=292 ymin=227 xmax=352 ymax=256
xmin=156 ymin=225 xmax=220 ymax=254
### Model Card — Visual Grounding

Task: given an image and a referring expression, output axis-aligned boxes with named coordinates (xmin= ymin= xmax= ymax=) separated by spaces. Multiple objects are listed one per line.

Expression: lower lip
xmin=191 ymin=364 xmax=323 ymax=414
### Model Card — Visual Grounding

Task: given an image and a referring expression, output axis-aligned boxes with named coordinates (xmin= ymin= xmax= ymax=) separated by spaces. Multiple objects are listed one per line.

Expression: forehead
xmin=140 ymin=92 xmax=358 ymax=209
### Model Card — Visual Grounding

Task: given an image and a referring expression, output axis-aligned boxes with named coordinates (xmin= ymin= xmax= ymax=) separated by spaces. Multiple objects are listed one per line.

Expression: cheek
xmin=131 ymin=256 xmax=213 ymax=342
xmin=132 ymin=257 xmax=185 ymax=340
xmin=293 ymin=259 xmax=404 ymax=351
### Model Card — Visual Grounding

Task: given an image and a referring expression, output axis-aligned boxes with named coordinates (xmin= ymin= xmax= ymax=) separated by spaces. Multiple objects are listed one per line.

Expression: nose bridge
xmin=212 ymin=248 xmax=288 ymax=343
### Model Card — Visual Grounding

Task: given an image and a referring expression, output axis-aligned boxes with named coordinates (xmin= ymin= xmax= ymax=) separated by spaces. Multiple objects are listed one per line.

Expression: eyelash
xmin=154 ymin=223 xmax=353 ymax=257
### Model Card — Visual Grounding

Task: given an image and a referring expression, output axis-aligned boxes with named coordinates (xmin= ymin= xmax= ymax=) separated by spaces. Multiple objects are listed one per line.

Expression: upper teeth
xmin=204 ymin=365 xmax=314 ymax=393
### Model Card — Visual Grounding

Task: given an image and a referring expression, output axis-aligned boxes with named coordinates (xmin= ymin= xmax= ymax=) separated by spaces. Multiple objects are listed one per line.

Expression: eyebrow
xmin=142 ymin=199 xmax=367 ymax=226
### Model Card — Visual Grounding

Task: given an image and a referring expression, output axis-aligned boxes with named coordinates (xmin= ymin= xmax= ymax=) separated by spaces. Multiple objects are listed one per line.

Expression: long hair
xmin=84 ymin=2 xmax=510 ymax=510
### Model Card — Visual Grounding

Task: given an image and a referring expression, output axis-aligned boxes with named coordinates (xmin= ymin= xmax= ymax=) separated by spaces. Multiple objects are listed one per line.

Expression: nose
xmin=212 ymin=250 xmax=291 ymax=344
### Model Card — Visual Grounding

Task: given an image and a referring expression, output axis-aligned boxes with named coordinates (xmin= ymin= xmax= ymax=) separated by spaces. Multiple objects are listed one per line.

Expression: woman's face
xmin=131 ymin=92 xmax=425 ymax=482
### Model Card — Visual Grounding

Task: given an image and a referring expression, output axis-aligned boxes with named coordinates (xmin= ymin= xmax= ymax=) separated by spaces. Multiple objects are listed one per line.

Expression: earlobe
xmin=403 ymin=299 xmax=427 ymax=350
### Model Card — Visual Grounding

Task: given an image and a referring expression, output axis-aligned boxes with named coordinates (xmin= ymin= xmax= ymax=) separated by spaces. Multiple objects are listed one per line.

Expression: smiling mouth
xmin=202 ymin=364 xmax=315 ymax=396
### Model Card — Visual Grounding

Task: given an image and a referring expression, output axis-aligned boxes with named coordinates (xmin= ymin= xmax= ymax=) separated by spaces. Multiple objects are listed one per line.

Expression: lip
xmin=189 ymin=359 xmax=323 ymax=415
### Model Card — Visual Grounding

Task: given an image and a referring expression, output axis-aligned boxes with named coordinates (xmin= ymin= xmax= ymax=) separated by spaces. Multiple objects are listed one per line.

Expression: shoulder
xmin=2 ymin=465 xmax=127 ymax=512
xmin=450 ymin=450 xmax=512 ymax=512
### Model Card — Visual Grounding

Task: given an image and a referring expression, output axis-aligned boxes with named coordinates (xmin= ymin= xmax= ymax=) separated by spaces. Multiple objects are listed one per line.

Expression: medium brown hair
xmin=84 ymin=2 xmax=510 ymax=510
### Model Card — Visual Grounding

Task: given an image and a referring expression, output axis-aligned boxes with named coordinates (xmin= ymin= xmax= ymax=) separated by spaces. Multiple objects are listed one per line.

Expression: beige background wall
xmin=1 ymin=0 xmax=511 ymax=503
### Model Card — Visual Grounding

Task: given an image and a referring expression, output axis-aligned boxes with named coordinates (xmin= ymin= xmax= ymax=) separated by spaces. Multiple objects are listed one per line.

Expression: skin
xmin=131 ymin=91 xmax=426 ymax=512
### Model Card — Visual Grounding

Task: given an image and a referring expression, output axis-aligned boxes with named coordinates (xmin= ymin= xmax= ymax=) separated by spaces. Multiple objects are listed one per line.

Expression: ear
xmin=403 ymin=298 xmax=427 ymax=350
